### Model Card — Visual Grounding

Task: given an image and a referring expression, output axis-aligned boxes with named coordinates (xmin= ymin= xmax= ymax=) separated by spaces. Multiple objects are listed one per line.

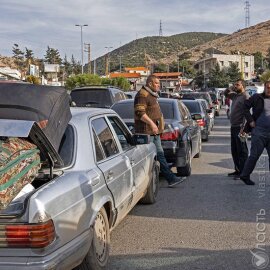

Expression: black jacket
xmin=243 ymin=93 xmax=265 ymax=133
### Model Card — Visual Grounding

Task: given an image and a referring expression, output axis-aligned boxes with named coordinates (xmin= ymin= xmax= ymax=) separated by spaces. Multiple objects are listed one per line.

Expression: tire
xmin=202 ymin=133 xmax=209 ymax=142
xmin=140 ymin=161 xmax=159 ymax=204
xmin=215 ymin=111 xmax=220 ymax=116
xmin=194 ymin=137 xmax=202 ymax=158
xmin=77 ymin=207 xmax=110 ymax=270
xmin=177 ymin=145 xmax=191 ymax=176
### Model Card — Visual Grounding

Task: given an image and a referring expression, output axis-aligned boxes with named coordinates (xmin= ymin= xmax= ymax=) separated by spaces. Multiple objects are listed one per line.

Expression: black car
xmin=70 ymin=85 xmax=127 ymax=108
xmin=181 ymin=99 xmax=211 ymax=142
xmin=111 ymin=98 xmax=202 ymax=176
xmin=181 ymin=92 xmax=214 ymax=109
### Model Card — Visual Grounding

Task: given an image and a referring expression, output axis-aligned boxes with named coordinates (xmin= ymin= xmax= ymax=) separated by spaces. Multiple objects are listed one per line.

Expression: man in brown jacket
xmin=134 ymin=75 xmax=184 ymax=187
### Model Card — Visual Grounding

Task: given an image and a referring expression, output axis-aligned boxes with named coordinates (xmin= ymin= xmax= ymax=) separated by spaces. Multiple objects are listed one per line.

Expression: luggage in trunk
xmin=0 ymin=83 xmax=71 ymax=150
xmin=0 ymin=137 xmax=41 ymax=210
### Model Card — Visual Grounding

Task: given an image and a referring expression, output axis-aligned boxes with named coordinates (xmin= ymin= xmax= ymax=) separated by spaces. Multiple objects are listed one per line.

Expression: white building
xmin=194 ymin=48 xmax=255 ymax=80
xmin=0 ymin=66 xmax=21 ymax=80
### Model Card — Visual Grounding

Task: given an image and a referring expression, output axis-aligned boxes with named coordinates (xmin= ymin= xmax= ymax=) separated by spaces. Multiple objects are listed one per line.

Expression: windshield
xmin=112 ymin=103 xmax=135 ymax=119
xmin=71 ymin=89 xmax=111 ymax=108
xmin=182 ymin=101 xmax=201 ymax=114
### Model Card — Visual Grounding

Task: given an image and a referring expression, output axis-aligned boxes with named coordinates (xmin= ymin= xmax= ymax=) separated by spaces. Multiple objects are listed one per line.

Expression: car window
xmin=182 ymin=101 xmax=201 ymax=114
xmin=112 ymin=102 xmax=134 ymax=119
xmin=71 ymin=89 xmax=111 ymax=108
xmin=159 ymin=102 xmax=175 ymax=119
xmin=181 ymin=103 xmax=192 ymax=120
xmin=108 ymin=116 xmax=132 ymax=151
xmin=58 ymin=125 xmax=75 ymax=167
xmin=92 ymin=117 xmax=119 ymax=158
xmin=178 ymin=102 xmax=189 ymax=120
xmin=92 ymin=130 xmax=105 ymax=162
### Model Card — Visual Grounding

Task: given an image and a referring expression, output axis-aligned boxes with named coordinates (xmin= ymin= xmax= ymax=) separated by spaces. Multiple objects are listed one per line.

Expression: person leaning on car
xmin=134 ymin=75 xmax=184 ymax=187
xmin=224 ymin=79 xmax=253 ymax=185
xmin=240 ymin=80 xmax=270 ymax=184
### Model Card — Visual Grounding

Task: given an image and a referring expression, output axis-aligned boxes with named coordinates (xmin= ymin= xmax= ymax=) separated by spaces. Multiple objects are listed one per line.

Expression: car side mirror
xmin=131 ymin=134 xmax=150 ymax=145
xmin=191 ymin=114 xmax=202 ymax=120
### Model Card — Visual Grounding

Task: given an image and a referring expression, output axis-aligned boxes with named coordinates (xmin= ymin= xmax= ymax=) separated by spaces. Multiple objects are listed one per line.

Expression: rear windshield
xmin=112 ymin=103 xmax=134 ymax=119
xmin=71 ymin=89 xmax=111 ymax=108
xmin=182 ymin=101 xmax=201 ymax=113
xmin=182 ymin=93 xmax=211 ymax=103
xmin=159 ymin=102 xmax=174 ymax=119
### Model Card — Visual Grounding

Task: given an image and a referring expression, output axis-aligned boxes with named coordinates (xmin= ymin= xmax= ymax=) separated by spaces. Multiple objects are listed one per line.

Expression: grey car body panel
xmin=0 ymin=107 xmax=157 ymax=269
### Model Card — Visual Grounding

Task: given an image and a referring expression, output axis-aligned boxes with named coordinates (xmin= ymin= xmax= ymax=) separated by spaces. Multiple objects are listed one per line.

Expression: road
xmin=109 ymin=109 xmax=270 ymax=270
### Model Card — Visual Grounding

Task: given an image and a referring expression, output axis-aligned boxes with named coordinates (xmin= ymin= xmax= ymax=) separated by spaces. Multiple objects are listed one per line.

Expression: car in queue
xmin=197 ymin=98 xmax=215 ymax=131
xmin=209 ymin=92 xmax=220 ymax=116
xmin=111 ymin=98 xmax=202 ymax=177
xmin=0 ymin=107 xmax=159 ymax=270
xmin=181 ymin=99 xmax=211 ymax=142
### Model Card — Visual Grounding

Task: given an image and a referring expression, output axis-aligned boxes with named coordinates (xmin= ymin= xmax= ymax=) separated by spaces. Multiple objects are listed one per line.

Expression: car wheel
xmin=78 ymin=207 xmax=110 ymax=270
xmin=194 ymin=137 xmax=202 ymax=158
xmin=202 ymin=133 xmax=209 ymax=142
xmin=140 ymin=161 xmax=159 ymax=204
xmin=177 ymin=145 xmax=191 ymax=176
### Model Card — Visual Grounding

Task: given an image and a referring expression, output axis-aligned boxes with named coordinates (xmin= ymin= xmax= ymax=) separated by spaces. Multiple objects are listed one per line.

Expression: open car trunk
xmin=0 ymin=119 xmax=63 ymax=217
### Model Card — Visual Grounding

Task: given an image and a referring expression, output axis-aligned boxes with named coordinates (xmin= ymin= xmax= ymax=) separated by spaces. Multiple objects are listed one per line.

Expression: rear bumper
xmin=0 ymin=228 xmax=93 ymax=270
xmin=162 ymin=140 xmax=187 ymax=166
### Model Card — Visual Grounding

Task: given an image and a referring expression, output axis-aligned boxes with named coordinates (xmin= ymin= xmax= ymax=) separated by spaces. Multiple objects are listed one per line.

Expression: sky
xmin=0 ymin=0 xmax=269 ymax=63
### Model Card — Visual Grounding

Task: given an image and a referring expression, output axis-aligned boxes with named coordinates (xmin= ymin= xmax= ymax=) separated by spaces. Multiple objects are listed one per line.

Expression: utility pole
xmin=75 ymin=24 xmax=88 ymax=74
xmin=84 ymin=43 xmax=91 ymax=74
xmin=105 ymin=46 xmax=113 ymax=76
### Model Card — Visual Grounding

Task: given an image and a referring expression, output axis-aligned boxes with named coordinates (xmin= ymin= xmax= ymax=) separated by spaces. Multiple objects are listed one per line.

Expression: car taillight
xmin=0 ymin=219 xmax=55 ymax=248
xmin=160 ymin=127 xmax=180 ymax=140
xmin=197 ymin=119 xmax=206 ymax=127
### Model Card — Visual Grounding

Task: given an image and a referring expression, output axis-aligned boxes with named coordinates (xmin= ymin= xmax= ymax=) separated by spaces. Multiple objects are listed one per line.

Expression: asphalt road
xmin=109 ymin=109 xmax=270 ymax=270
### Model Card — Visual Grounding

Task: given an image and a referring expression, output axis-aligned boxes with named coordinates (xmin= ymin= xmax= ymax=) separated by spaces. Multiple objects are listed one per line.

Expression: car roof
xmin=70 ymin=107 xmax=115 ymax=118
xmin=72 ymin=85 xmax=124 ymax=91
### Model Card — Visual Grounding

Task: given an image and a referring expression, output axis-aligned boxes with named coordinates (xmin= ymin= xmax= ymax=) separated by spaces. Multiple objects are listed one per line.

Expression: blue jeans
xmin=150 ymin=135 xmax=176 ymax=183
xmin=241 ymin=127 xmax=270 ymax=177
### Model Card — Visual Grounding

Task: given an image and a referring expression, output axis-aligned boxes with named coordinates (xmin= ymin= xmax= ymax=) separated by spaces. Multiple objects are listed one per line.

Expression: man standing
xmin=134 ymin=75 xmax=184 ymax=187
xmin=224 ymin=79 xmax=251 ymax=184
xmin=240 ymin=81 xmax=270 ymax=184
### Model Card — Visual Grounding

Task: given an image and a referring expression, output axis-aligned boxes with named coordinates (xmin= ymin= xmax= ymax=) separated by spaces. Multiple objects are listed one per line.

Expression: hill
xmin=96 ymin=32 xmax=226 ymax=73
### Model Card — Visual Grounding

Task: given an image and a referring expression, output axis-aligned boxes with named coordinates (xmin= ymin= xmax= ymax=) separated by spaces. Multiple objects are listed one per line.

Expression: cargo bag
xmin=0 ymin=137 xmax=40 ymax=210
xmin=0 ymin=83 xmax=72 ymax=151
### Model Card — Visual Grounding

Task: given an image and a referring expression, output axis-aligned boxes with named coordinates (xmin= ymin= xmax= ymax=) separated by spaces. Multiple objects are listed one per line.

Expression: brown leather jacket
xmin=134 ymin=86 xmax=164 ymax=135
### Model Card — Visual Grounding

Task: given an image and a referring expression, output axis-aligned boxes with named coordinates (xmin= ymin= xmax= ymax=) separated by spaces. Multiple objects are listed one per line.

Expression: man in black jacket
xmin=240 ymin=81 xmax=270 ymax=183
xmin=224 ymin=79 xmax=250 ymax=183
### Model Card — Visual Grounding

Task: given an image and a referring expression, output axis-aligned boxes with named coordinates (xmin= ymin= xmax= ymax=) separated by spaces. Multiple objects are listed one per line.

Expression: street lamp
xmin=75 ymin=24 xmax=88 ymax=74
xmin=105 ymin=46 xmax=113 ymax=76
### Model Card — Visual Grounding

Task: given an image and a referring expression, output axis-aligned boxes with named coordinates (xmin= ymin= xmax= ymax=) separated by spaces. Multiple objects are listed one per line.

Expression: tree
xmin=208 ymin=64 xmax=229 ymax=88
xmin=71 ymin=54 xmax=81 ymax=75
xmin=253 ymin=51 xmax=265 ymax=73
xmin=25 ymin=47 xmax=34 ymax=74
xmin=266 ymin=47 xmax=270 ymax=69
xmin=62 ymin=54 xmax=72 ymax=77
xmin=259 ymin=70 xmax=270 ymax=83
xmin=44 ymin=46 xmax=62 ymax=64
xmin=26 ymin=75 xmax=40 ymax=84
xmin=226 ymin=62 xmax=241 ymax=83
xmin=12 ymin=43 xmax=24 ymax=69
xmin=193 ymin=70 xmax=205 ymax=88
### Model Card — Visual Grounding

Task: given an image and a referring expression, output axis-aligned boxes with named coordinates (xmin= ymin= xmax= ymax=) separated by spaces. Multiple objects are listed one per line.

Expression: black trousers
xmin=230 ymin=126 xmax=248 ymax=173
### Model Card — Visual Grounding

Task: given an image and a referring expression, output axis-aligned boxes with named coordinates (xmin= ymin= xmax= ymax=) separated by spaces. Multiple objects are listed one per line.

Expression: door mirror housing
xmin=131 ymin=134 xmax=150 ymax=145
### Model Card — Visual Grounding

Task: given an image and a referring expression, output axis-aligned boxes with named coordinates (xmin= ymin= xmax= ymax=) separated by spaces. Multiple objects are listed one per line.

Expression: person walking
xmin=240 ymin=81 xmax=270 ymax=184
xmin=134 ymin=75 xmax=184 ymax=187
xmin=224 ymin=79 xmax=251 ymax=184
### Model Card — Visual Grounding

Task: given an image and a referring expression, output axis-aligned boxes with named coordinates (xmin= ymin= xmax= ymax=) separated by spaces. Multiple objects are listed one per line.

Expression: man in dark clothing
xmin=240 ymin=81 xmax=270 ymax=183
xmin=224 ymin=79 xmax=251 ymax=184
xmin=134 ymin=75 xmax=184 ymax=187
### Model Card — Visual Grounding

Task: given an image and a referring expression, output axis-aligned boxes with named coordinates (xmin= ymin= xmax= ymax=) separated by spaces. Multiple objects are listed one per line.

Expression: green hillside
xmin=94 ymin=32 xmax=226 ymax=74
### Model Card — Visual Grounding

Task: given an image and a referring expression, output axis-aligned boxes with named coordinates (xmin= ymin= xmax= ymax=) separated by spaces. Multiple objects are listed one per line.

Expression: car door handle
xmin=106 ymin=170 xmax=114 ymax=181
xmin=130 ymin=159 xmax=135 ymax=166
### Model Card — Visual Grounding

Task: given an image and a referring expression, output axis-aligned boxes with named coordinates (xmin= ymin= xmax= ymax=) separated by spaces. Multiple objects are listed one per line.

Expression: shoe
xmin=233 ymin=175 xmax=241 ymax=180
xmin=168 ymin=177 xmax=186 ymax=188
xmin=228 ymin=171 xmax=240 ymax=177
xmin=240 ymin=176 xmax=255 ymax=185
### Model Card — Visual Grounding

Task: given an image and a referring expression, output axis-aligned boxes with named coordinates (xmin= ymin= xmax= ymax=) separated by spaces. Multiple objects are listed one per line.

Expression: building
xmin=194 ymin=48 xmax=255 ymax=80
xmin=124 ymin=67 xmax=150 ymax=77
xmin=0 ymin=66 xmax=21 ymax=80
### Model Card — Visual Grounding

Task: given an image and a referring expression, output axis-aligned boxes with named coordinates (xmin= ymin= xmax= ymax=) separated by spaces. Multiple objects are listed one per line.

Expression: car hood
xmin=0 ymin=119 xmax=63 ymax=167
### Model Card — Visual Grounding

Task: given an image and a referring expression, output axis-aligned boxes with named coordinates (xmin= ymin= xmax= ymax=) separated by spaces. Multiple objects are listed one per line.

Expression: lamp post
xmin=105 ymin=46 xmax=113 ymax=76
xmin=75 ymin=24 xmax=88 ymax=74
